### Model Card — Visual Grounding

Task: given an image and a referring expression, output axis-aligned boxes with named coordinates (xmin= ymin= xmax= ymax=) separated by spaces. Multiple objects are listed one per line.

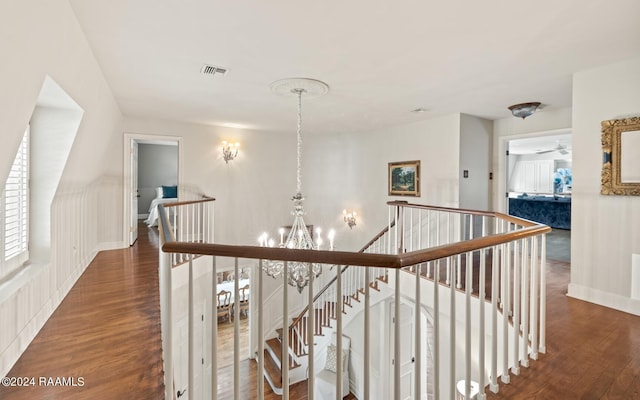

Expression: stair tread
xmin=263 ymin=349 xmax=282 ymax=389
xmin=266 ymin=338 xmax=301 ymax=369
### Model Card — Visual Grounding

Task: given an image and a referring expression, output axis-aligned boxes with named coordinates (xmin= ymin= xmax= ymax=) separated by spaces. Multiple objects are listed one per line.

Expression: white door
xmin=390 ymin=301 xmax=416 ymax=400
xmin=174 ymin=317 xmax=189 ymax=399
xmin=193 ymin=302 xmax=206 ymax=400
xmin=129 ymin=140 xmax=138 ymax=245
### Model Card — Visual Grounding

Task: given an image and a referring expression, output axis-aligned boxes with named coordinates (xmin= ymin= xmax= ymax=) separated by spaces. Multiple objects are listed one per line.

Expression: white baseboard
xmin=567 ymin=283 xmax=640 ymax=316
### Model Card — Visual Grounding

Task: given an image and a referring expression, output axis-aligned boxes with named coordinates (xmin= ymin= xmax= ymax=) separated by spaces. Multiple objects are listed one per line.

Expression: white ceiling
xmin=68 ymin=0 xmax=640 ymax=135
xmin=508 ymin=133 xmax=572 ymax=155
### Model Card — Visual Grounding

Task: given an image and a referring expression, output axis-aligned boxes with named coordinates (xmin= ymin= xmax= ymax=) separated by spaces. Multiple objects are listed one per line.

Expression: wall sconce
xmin=222 ymin=141 xmax=239 ymax=163
xmin=343 ymin=209 xmax=357 ymax=229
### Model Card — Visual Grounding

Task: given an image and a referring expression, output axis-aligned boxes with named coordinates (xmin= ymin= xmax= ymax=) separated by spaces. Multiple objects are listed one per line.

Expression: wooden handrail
xmin=388 ymin=200 xmax=517 ymax=220
xmin=162 ymin=196 xmax=216 ymax=208
xmin=387 ymin=200 xmax=544 ymax=229
xmin=161 ymin=222 xmax=550 ymax=269
xmin=357 ymin=219 xmax=396 ymax=253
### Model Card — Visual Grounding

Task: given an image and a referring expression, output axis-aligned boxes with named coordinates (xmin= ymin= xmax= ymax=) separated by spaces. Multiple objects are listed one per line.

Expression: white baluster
xmin=490 ymin=244 xmax=499 ymax=393
xmin=233 ymin=257 xmax=240 ymax=399
xmin=188 ymin=255 xmax=194 ymax=400
xmin=283 ymin=261 xmax=289 ymax=400
xmin=521 ymin=239 xmax=530 ymax=368
xmin=465 ymin=249 xmax=472 ymax=399
xmin=258 ymin=260 xmax=264 ymax=399
xmin=501 ymin=240 xmax=510 ymax=384
xmin=433 ymin=259 xmax=440 ymax=399
xmin=512 ymin=237 xmax=521 ymax=376
xmin=307 ymin=263 xmax=314 ymax=400
xmin=449 ymin=255 xmax=456 ymax=397
xmin=414 ymin=263 xmax=421 ymax=399
xmin=478 ymin=217 xmax=487 ymax=400
xmin=364 ymin=266 xmax=370 ymax=400
xmin=530 ymin=236 xmax=539 ymax=360
xmin=540 ymin=234 xmax=547 ymax=354
xmin=336 ymin=263 xmax=343 ymax=400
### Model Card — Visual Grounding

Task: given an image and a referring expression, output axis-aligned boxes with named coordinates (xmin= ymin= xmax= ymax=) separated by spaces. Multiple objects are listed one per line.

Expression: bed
xmin=508 ymin=195 xmax=571 ymax=230
xmin=144 ymin=186 xmax=178 ymax=227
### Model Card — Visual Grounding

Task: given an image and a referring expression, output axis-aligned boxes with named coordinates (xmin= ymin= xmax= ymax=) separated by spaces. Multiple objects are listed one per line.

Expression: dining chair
xmin=237 ymin=284 xmax=250 ymax=318
xmin=217 ymin=290 xmax=232 ymax=323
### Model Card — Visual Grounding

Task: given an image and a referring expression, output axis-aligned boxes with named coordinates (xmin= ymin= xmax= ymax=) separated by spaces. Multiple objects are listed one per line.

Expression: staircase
xmin=262 ymin=265 xmax=391 ymax=393
xmin=158 ymin=199 xmax=550 ymax=399
xmin=261 ymin=229 xmax=531 ymax=397
xmin=263 ymin=332 xmax=301 ymax=394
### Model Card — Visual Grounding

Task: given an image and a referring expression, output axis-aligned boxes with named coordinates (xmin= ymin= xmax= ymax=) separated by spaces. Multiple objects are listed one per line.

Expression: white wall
xmin=30 ymin=104 xmax=84 ymax=263
xmin=568 ymin=56 xmax=640 ymax=315
xmin=459 ymin=114 xmax=492 ymax=211
xmin=0 ymin=0 xmax=124 ymax=377
xmin=138 ymin=143 xmax=178 ymax=214
xmin=123 ymin=117 xmax=297 ymax=247
xmin=123 ymin=117 xmax=302 ymax=302
xmin=305 ymin=114 xmax=462 ymax=252
xmin=492 ymin=107 xmax=572 ymax=211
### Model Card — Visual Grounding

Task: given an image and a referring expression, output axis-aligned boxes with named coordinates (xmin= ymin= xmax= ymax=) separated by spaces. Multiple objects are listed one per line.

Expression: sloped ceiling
xmin=68 ymin=0 xmax=640 ymax=134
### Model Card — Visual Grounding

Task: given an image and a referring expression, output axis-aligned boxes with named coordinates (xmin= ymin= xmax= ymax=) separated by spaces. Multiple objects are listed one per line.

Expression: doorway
xmin=123 ymin=134 xmax=182 ymax=246
xmin=502 ymin=130 xmax=572 ymax=262
xmin=215 ymin=266 xmax=251 ymax=368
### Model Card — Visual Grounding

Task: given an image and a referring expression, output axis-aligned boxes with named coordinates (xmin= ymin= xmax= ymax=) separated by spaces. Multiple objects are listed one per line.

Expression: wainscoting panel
xmin=0 ymin=176 xmax=124 ymax=377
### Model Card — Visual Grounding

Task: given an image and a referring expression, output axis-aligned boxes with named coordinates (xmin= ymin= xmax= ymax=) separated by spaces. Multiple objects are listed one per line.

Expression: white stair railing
xmin=157 ymin=200 xmax=549 ymax=400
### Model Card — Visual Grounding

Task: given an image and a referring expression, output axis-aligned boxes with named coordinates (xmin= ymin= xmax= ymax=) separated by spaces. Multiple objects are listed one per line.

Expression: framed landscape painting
xmin=388 ymin=160 xmax=420 ymax=196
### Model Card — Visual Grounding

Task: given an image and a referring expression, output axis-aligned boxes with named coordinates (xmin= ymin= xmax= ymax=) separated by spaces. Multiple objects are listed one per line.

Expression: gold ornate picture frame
xmin=601 ymin=116 xmax=640 ymax=196
xmin=388 ymin=160 xmax=420 ymax=197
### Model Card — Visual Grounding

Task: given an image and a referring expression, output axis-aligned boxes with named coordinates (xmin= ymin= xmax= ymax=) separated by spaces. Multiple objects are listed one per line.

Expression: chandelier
xmin=259 ymin=78 xmax=333 ymax=293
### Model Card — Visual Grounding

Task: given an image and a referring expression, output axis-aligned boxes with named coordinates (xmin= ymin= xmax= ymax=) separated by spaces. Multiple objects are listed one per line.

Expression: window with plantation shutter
xmin=4 ymin=126 xmax=29 ymax=262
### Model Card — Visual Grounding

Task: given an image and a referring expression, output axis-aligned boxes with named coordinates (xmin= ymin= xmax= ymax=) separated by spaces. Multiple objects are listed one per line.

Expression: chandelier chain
xmin=261 ymin=79 xmax=330 ymax=292
xmin=295 ymin=88 xmax=303 ymax=196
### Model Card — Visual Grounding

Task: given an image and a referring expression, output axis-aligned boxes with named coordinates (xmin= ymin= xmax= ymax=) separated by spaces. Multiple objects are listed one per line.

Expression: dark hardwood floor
xmin=0 ymin=224 xmax=164 ymax=399
xmin=2 ymin=223 xmax=638 ymax=399
xmin=486 ymin=258 xmax=640 ymax=400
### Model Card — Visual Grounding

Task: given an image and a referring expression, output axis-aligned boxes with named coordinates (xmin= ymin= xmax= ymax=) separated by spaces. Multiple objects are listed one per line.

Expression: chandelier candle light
xmin=259 ymin=78 xmax=334 ymax=293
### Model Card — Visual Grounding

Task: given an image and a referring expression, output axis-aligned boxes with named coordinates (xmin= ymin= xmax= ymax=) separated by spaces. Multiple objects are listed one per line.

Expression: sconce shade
xmin=508 ymin=102 xmax=541 ymax=119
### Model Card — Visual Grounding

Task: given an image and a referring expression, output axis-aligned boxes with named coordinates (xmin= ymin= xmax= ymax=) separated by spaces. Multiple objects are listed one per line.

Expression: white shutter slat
xmin=4 ymin=127 xmax=29 ymax=262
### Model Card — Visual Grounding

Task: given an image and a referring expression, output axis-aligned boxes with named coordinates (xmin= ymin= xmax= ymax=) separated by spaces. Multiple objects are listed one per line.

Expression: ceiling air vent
xmin=200 ymin=64 xmax=228 ymax=76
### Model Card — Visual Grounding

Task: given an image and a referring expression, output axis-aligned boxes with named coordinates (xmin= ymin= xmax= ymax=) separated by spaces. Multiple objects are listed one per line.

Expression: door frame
xmin=386 ymin=297 xmax=431 ymax=400
xmin=123 ymin=133 xmax=183 ymax=245
xmin=495 ymin=128 xmax=571 ymax=213
xmin=389 ymin=300 xmax=416 ymax=400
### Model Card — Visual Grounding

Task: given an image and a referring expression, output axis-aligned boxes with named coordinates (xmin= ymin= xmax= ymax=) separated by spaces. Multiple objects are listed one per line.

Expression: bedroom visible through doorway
xmin=123 ymin=134 xmax=182 ymax=246
xmin=506 ymin=132 xmax=572 ymax=262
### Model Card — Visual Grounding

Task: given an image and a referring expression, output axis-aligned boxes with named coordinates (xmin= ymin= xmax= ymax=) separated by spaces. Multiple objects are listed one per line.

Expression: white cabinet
xmin=511 ymin=160 xmax=554 ymax=193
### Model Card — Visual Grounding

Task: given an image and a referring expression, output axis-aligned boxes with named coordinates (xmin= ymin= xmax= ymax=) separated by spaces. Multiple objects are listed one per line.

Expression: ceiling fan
xmin=535 ymin=141 xmax=570 ymax=155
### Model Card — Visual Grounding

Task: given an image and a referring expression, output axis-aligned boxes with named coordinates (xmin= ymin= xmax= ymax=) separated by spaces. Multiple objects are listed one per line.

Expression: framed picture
xmin=388 ymin=160 xmax=420 ymax=196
